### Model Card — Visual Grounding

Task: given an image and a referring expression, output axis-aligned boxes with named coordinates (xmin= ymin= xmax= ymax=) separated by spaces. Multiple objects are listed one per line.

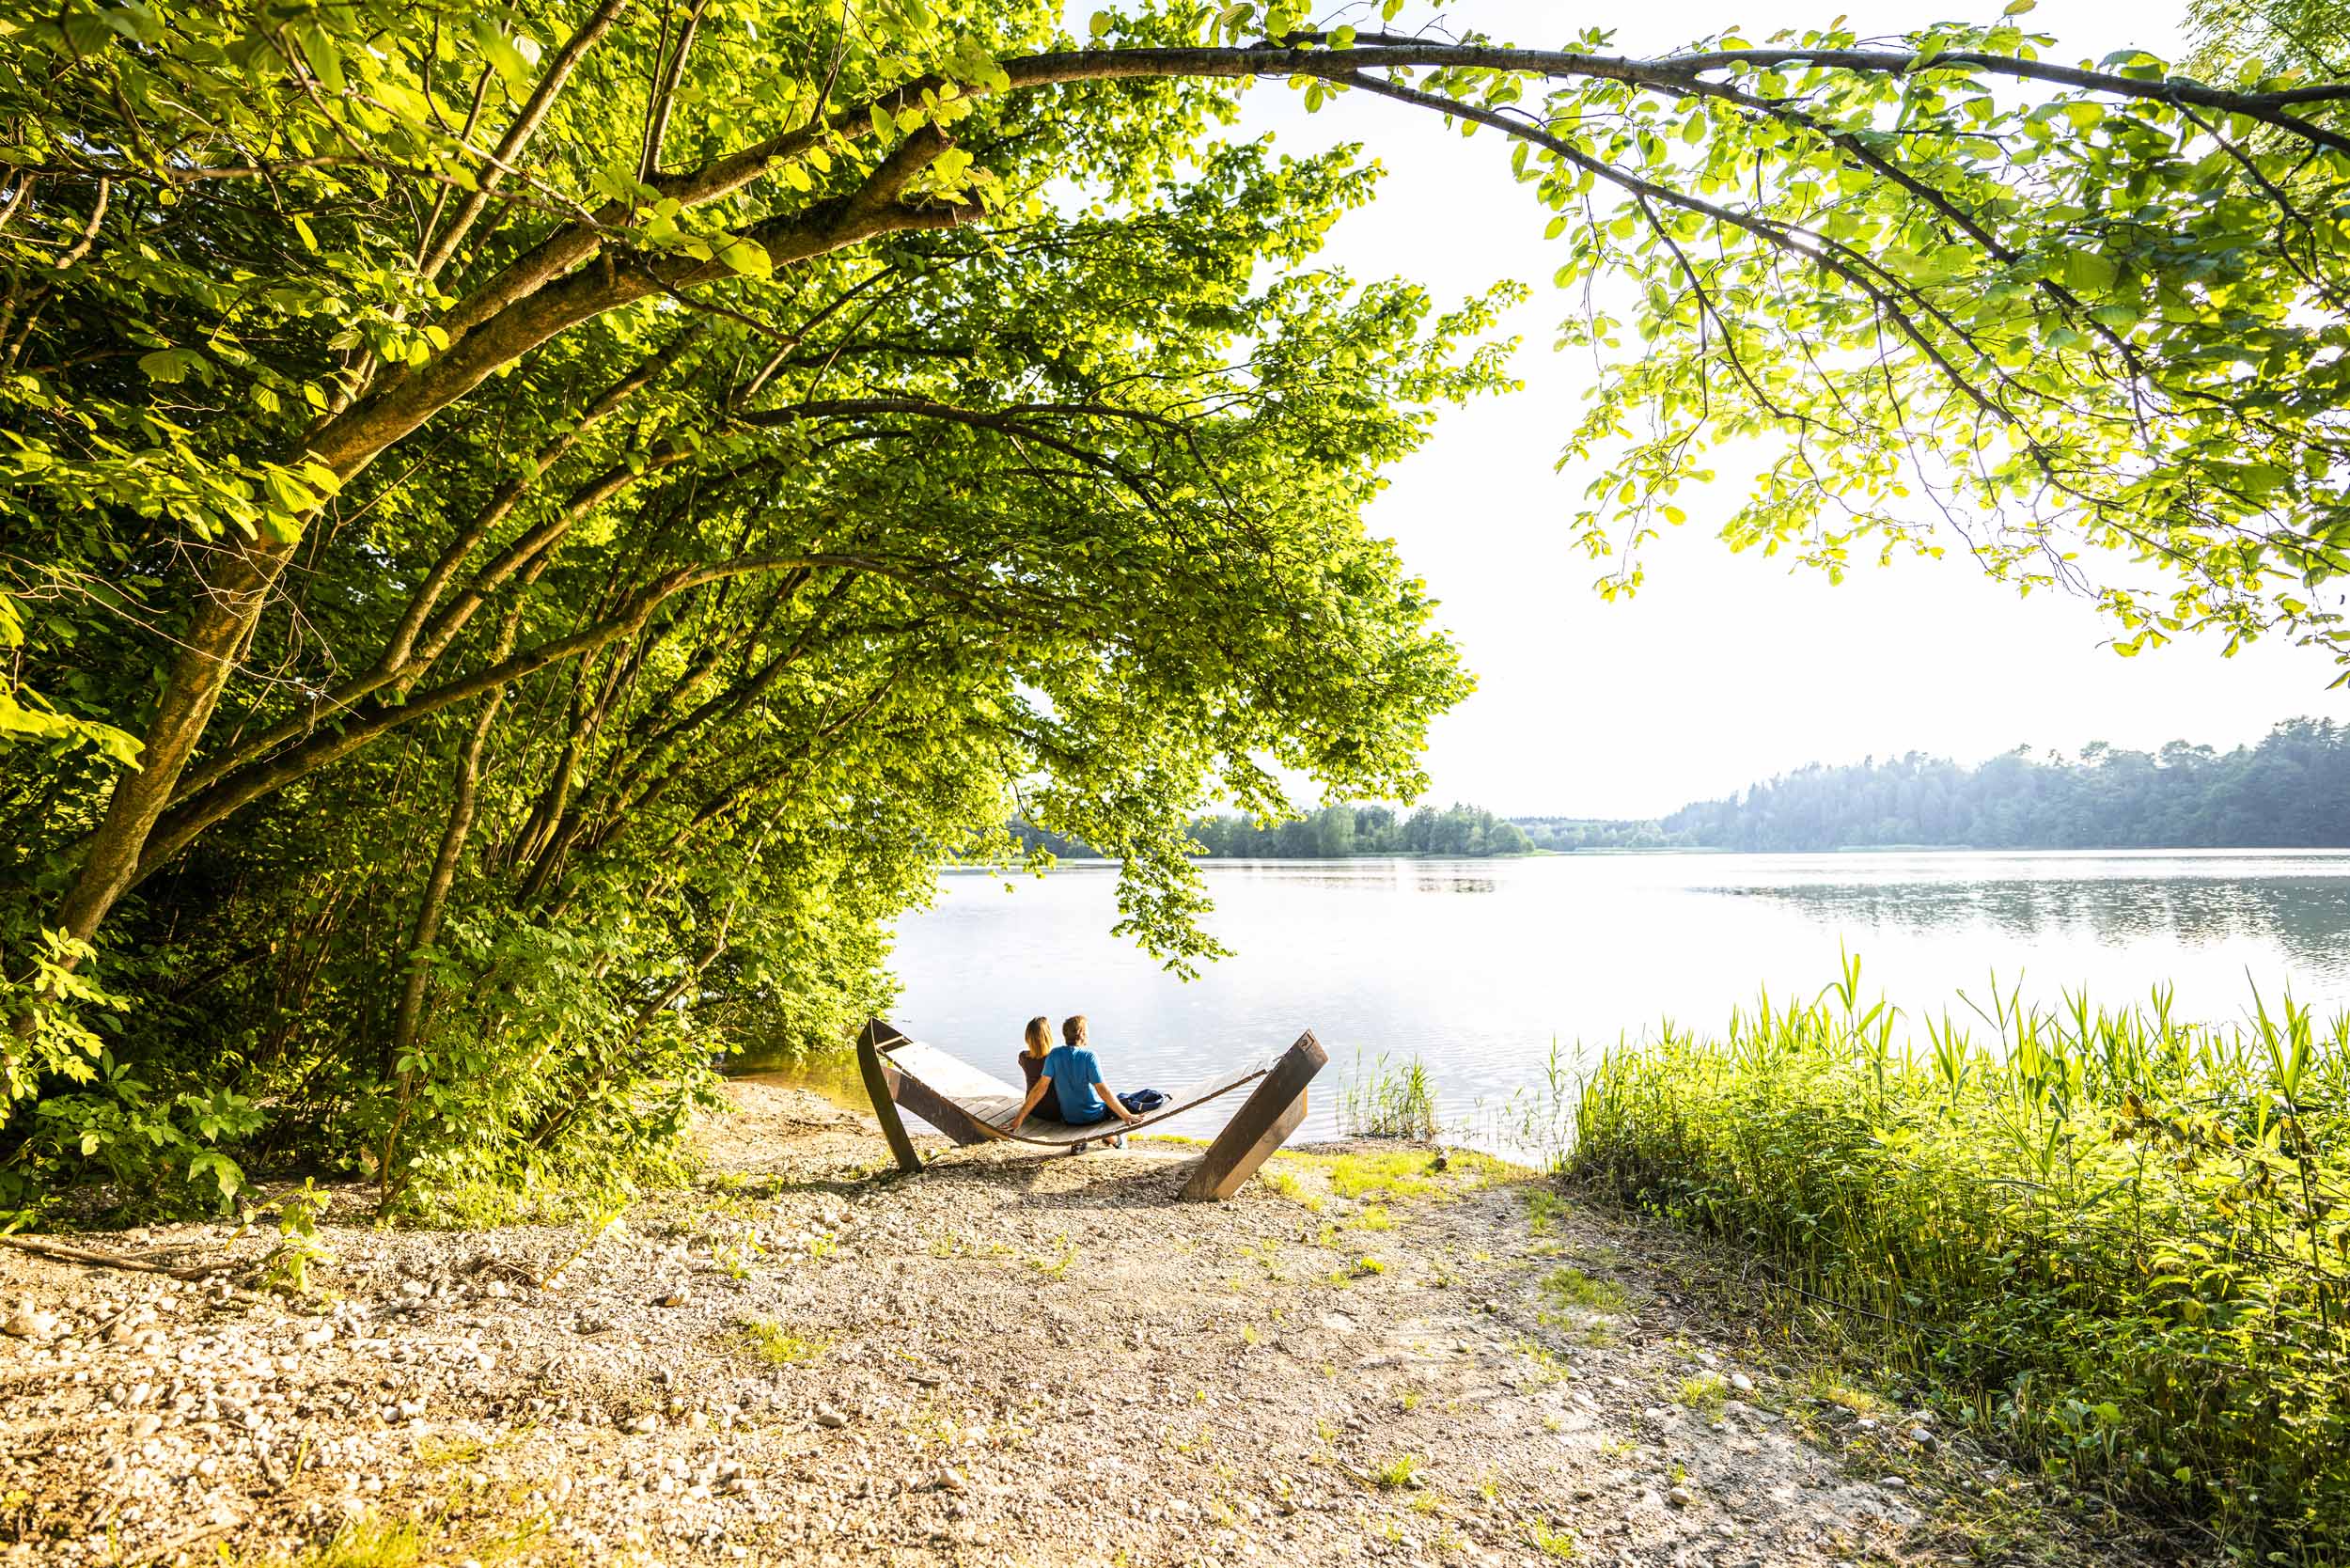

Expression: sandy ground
xmin=0 ymin=1080 xmax=2159 ymax=1567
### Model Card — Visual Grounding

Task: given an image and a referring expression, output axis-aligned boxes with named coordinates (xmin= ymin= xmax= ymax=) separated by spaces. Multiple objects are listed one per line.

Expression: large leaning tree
xmin=1 ymin=0 xmax=2346 ymax=1205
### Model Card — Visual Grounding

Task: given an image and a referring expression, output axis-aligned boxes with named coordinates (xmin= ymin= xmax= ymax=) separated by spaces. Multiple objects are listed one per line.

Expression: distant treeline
xmin=1511 ymin=817 xmax=1691 ymax=853
xmin=1661 ymin=718 xmax=2350 ymax=852
xmin=1009 ymin=718 xmax=2350 ymax=861
xmin=1009 ymin=803 xmax=1534 ymax=859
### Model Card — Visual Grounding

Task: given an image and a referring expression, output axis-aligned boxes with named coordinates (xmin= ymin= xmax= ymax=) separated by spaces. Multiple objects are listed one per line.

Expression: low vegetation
xmin=735 ymin=1318 xmax=826 ymax=1367
xmin=1338 ymin=1055 xmax=1440 ymax=1142
xmin=1563 ymin=955 xmax=2350 ymax=1556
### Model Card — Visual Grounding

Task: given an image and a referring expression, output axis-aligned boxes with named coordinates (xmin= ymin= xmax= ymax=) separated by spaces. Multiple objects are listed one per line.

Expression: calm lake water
xmin=870 ymin=851 xmax=2350 ymax=1145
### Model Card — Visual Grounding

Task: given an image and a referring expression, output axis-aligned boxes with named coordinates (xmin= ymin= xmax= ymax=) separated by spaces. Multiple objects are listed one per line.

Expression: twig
xmin=0 ymin=1234 xmax=240 ymax=1280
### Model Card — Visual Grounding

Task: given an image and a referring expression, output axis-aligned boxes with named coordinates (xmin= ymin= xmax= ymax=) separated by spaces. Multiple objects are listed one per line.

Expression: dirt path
xmin=0 ymin=1082 xmax=2139 ymax=1566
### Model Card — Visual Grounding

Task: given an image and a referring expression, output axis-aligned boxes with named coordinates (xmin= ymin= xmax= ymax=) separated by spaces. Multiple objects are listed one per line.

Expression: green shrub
xmin=1564 ymin=956 xmax=2349 ymax=1557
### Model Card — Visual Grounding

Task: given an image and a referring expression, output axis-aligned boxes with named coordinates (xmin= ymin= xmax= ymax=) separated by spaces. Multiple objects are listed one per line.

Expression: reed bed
xmin=1562 ymin=954 xmax=2350 ymax=1558
xmin=1338 ymin=1051 xmax=1440 ymax=1141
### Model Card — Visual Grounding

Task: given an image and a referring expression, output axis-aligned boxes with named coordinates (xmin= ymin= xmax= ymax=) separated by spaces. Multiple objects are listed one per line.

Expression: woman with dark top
xmin=1010 ymin=1013 xmax=1140 ymax=1149
xmin=1015 ymin=1015 xmax=1052 ymax=1102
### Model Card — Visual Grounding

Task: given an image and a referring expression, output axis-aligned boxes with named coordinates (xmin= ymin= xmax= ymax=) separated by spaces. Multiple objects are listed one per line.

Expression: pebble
xmin=814 ymin=1405 xmax=849 ymax=1429
xmin=1668 ymin=1484 xmax=1697 ymax=1509
xmin=5 ymin=1309 xmax=58 ymax=1341
xmin=1729 ymin=1372 xmax=1754 ymax=1393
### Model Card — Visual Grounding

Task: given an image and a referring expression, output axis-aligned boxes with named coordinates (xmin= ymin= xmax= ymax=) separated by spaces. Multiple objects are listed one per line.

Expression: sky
xmin=1204 ymin=0 xmax=2348 ymax=818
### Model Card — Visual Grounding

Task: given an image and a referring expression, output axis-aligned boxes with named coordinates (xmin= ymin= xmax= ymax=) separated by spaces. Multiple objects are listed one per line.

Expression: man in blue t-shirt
xmin=1010 ymin=1014 xmax=1141 ymax=1146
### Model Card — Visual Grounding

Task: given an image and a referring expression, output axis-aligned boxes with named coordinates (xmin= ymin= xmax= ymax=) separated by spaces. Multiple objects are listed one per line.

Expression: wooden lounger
xmin=854 ymin=1019 xmax=1326 ymax=1200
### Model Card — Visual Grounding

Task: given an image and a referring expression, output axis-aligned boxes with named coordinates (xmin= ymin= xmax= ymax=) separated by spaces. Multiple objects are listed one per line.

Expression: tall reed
xmin=1339 ymin=1051 xmax=1440 ymax=1141
xmin=1564 ymin=952 xmax=2349 ymax=1558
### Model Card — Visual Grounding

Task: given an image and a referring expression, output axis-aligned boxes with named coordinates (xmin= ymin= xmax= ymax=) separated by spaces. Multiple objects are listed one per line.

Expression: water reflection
xmin=1413 ymin=867 xmax=1496 ymax=894
xmin=1743 ymin=877 xmax=2350 ymax=976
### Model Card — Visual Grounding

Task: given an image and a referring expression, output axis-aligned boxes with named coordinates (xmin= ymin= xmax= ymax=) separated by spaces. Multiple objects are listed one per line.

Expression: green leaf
xmin=136 ymin=348 xmax=204 ymax=384
xmin=293 ymin=23 xmax=345 ymax=96
xmin=721 ymin=239 xmax=773 ymax=278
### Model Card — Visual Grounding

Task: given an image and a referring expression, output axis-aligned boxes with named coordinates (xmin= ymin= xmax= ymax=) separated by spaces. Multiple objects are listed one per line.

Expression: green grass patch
xmin=1367 ymin=1453 xmax=1421 ymax=1490
xmin=1676 ymin=1372 xmax=1729 ymax=1416
xmin=1539 ymin=1265 xmax=1627 ymax=1313
xmin=1527 ymin=1519 xmax=1580 ymax=1560
xmin=1257 ymin=1167 xmax=1324 ymax=1211
xmin=736 ymin=1317 xmax=827 ymax=1365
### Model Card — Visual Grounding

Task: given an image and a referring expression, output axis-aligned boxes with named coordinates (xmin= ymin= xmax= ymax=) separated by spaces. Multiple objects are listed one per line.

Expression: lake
xmin=869 ymin=851 xmax=2350 ymax=1145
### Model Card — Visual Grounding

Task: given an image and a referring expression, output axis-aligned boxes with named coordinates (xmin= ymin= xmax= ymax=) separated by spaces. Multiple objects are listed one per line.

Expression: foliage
xmin=1564 ymin=957 xmax=2350 ymax=1554
xmin=1667 ymin=715 xmax=2350 ymax=851
xmin=0 ymin=1 xmax=1499 ymax=1212
xmin=4 ymin=1 xmax=2349 ymax=1216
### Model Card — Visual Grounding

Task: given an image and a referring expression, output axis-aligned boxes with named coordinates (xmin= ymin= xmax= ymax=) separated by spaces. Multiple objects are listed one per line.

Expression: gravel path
xmin=0 ymin=1081 xmax=2144 ymax=1566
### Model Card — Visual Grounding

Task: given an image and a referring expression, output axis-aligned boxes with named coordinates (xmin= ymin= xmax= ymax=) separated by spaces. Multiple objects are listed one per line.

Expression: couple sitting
xmin=1010 ymin=1014 xmax=1163 ymax=1147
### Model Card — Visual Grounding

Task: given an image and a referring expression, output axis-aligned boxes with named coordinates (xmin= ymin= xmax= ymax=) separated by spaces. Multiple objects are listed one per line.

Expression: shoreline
xmin=1 ymin=1082 xmax=2160 ymax=1567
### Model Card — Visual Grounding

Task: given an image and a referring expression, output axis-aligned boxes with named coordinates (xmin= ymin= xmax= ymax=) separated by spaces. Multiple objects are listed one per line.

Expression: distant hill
xmin=1654 ymin=717 xmax=2350 ymax=853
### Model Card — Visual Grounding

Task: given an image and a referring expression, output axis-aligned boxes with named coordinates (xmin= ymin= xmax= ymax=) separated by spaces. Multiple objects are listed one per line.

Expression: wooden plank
xmin=856 ymin=1019 xmax=923 ymax=1174
xmin=1181 ymin=1029 xmax=1326 ymax=1201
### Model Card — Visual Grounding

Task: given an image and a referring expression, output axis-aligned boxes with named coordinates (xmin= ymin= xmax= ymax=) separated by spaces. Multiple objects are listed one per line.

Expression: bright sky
xmin=1215 ymin=1 xmax=2347 ymax=817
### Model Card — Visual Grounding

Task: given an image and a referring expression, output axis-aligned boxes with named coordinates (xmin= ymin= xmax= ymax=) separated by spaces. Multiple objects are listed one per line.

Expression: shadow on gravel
xmin=982 ymin=1158 xmax=1212 ymax=1214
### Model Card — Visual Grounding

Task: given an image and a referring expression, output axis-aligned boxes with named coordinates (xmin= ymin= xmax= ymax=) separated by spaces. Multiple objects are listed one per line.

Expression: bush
xmin=1564 ymin=956 xmax=2350 ymax=1557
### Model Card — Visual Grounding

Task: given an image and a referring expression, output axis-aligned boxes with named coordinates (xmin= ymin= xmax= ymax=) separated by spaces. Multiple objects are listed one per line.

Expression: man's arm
xmin=1010 ymin=1074 xmax=1051 ymax=1133
xmin=1093 ymin=1077 xmax=1140 ymax=1124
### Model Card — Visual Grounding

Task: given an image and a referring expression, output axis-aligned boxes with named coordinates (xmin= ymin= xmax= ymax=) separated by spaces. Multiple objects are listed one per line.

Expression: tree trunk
xmin=52 ymin=533 xmax=293 ymax=945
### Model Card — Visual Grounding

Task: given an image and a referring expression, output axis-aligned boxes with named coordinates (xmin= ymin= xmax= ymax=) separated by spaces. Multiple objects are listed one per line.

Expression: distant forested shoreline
xmin=1661 ymin=717 xmax=2350 ymax=852
xmin=1013 ymin=803 xmax=1536 ymax=860
xmin=1011 ymin=719 xmax=2350 ymax=860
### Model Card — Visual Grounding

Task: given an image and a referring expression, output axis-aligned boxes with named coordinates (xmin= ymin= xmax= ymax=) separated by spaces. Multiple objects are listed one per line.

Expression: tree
xmin=4 ymin=0 xmax=2348 ymax=1205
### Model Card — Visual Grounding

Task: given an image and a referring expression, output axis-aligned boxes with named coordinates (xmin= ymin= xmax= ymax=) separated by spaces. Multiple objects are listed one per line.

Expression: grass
xmin=1538 ymin=1265 xmax=1627 ymax=1313
xmin=1256 ymin=1167 xmax=1324 ymax=1211
xmin=1021 ymin=1235 xmax=1075 ymax=1278
xmin=1339 ymin=1051 xmax=1440 ymax=1141
xmin=1562 ymin=954 xmax=2350 ymax=1557
xmin=1367 ymin=1453 xmax=1422 ymax=1490
xmin=1676 ymin=1372 xmax=1729 ymax=1416
xmin=1528 ymin=1519 xmax=1580 ymax=1560
xmin=736 ymin=1317 xmax=826 ymax=1365
xmin=219 ymin=1497 xmax=554 ymax=1567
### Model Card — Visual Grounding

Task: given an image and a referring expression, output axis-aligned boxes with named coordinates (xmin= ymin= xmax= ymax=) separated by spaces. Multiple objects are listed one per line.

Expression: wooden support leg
xmin=1181 ymin=1030 xmax=1326 ymax=1201
xmin=856 ymin=1019 xmax=923 ymax=1175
